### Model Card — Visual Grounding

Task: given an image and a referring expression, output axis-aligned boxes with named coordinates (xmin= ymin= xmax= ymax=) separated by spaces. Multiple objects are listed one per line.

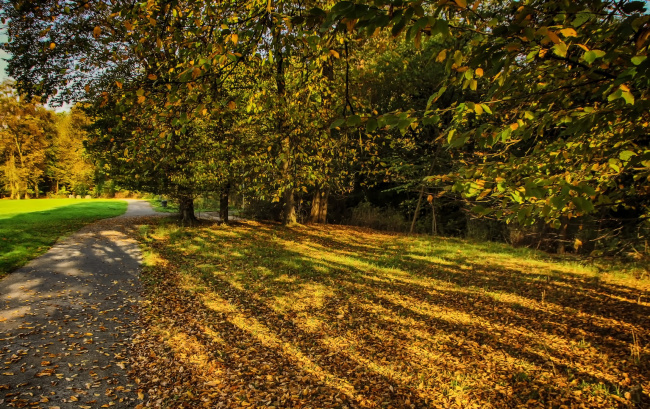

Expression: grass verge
xmin=0 ymin=199 xmax=128 ymax=276
xmin=132 ymin=220 xmax=650 ymax=408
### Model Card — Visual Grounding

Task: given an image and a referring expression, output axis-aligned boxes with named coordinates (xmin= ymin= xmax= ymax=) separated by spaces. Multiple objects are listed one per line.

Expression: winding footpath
xmin=0 ymin=200 xmax=160 ymax=408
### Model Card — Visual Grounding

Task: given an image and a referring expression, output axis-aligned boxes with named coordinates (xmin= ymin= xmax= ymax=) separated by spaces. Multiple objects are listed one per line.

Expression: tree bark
xmin=309 ymin=190 xmax=321 ymax=224
xmin=220 ymin=182 xmax=230 ymax=223
xmin=430 ymin=200 xmax=437 ymax=236
xmin=178 ymin=195 xmax=197 ymax=225
xmin=309 ymin=187 xmax=329 ymax=224
xmin=557 ymin=221 xmax=568 ymax=254
xmin=409 ymin=147 xmax=440 ymax=234
xmin=410 ymin=184 xmax=426 ymax=234
xmin=283 ymin=187 xmax=297 ymax=225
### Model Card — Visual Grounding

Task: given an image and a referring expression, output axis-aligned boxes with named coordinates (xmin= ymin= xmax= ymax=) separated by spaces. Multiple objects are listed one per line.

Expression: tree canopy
xmin=2 ymin=0 xmax=649 ymax=253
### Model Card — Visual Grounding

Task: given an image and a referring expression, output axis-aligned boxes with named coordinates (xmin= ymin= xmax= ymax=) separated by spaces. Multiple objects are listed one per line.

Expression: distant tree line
xmin=0 ymin=82 xmax=97 ymax=199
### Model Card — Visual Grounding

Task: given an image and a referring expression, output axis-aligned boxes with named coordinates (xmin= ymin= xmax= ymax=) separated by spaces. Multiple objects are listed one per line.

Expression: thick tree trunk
xmin=178 ymin=195 xmax=197 ymax=225
xmin=309 ymin=190 xmax=321 ymax=223
xmin=220 ymin=182 xmax=230 ymax=223
xmin=309 ymin=188 xmax=329 ymax=224
xmin=283 ymin=188 xmax=297 ymax=225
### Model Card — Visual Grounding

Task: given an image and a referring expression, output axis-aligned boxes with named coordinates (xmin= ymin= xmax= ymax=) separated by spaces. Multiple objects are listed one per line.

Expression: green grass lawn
xmin=0 ymin=199 xmax=128 ymax=276
xmin=132 ymin=220 xmax=650 ymax=408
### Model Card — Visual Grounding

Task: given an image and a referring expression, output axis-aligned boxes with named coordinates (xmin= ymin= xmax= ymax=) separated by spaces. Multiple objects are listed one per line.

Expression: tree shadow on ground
xmin=133 ymin=220 xmax=650 ymax=408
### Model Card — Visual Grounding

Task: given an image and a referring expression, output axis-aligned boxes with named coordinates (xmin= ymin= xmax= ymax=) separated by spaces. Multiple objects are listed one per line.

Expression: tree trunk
xmin=430 ymin=200 xmax=437 ymax=236
xmin=410 ymin=184 xmax=426 ymax=234
xmin=178 ymin=195 xmax=197 ymax=225
xmin=220 ymin=182 xmax=230 ymax=223
xmin=557 ymin=220 xmax=568 ymax=254
xmin=309 ymin=190 xmax=321 ymax=223
xmin=283 ymin=188 xmax=297 ymax=225
xmin=409 ymin=147 xmax=440 ymax=234
xmin=309 ymin=188 xmax=329 ymax=224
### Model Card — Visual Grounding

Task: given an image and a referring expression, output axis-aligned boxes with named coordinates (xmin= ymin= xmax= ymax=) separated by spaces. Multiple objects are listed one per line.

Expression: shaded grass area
xmin=133 ymin=220 xmax=650 ymax=408
xmin=0 ymin=199 xmax=127 ymax=276
xmin=147 ymin=198 xmax=178 ymax=213
xmin=147 ymin=198 xmax=218 ymax=214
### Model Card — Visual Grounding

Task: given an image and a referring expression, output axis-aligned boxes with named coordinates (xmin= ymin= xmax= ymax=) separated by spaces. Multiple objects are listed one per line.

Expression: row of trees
xmin=2 ymin=0 xmax=649 ymax=255
xmin=0 ymin=83 xmax=95 ymax=199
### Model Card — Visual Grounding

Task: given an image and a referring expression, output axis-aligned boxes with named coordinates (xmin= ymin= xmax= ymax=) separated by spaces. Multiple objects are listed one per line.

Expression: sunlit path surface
xmin=0 ymin=200 xmax=159 ymax=408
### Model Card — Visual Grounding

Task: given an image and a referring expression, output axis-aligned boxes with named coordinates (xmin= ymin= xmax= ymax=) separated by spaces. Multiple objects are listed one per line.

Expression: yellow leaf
xmin=329 ymin=49 xmax=340 ymax=59
xmin=620 ymin=84 xmax=630 ymax=92
xmin=436 ymin=49 xmax=447 ymax=62
xmin=115 ymin=81 xmax=123 ymax=89
xmin=574 ymin=238 xmax=583 ymax=250
xmin=147 ymin=74 xmax=158 ymax=80
xmin=559 ymin=28 xmax=577 ymax=37
xmin=231 ymin=33 xmax=238 ymax=44
xmin=93 ymin=26 xmax=101 ymax=38
xmin=227 ymin=100 xmax=236 ymax=110
xmin=49 ymin=42 xmax=56 ymax=49
xmin=138 ymin=391 xmax=144 ymax=400
xmin=510 ymin=123 xmax=519 ymax=131
xmin=454 ymin=0 xmax=467 ymax=7
xmin=474 ymin=104 xmax=483 ymax=115
xmin=137 ymin=95 xmax=146 ymax=104
xmin=475 ymin=67 xmax=484 ymax=77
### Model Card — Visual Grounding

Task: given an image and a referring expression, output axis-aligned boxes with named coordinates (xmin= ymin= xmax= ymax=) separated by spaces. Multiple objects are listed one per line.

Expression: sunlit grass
xmin=132 ymin=220 xmax=650 ymax=408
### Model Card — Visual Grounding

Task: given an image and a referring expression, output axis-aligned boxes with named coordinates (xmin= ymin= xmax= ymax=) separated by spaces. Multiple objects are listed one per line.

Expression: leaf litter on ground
xmin=128 ymin=219 xmax=649 ymax=408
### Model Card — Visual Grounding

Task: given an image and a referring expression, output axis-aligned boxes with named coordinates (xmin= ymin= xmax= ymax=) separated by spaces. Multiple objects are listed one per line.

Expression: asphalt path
xmin=0 ymin=200 xmax=159 ymax=408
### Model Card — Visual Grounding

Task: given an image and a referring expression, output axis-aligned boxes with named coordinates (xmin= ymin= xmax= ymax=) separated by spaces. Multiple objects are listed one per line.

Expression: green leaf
xmin=621 ymin=91 xmax=635 ymax=105
xmin=583 ymin=51 xmax=596 ymax=64
xmin=330 ymin=118 xmax=345 ymax=129
xmin=631 ymin=56 xmax=647 ymax=65
xmin=608 ymin=159 xmax=621 ymax=172
xmin=552 ymin=42 xmax=568 ymax=58
xmin=365 ymin=118 xmax=378 ymax=132
xmin=480 ymin=104 xmax=492 ymax=115
xmin=619 ymin=150 xmax=637 ymax=161
xmin=607 ymin=89 xmax=622 ymax=102
xmin=347 ymin=115 xmax=361 ymax=127
xmin=572 ymin=12 xmax=590 ymax=27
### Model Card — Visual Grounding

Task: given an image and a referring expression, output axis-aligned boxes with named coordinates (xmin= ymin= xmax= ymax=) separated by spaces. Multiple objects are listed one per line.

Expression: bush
xmin=241 ymin=198 xmax=283 ymax=221
xmin=345 ymin=201 xmax=411 ymax=232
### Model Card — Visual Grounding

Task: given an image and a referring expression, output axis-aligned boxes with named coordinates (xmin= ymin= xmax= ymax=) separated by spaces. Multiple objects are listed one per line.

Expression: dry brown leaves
xmin=128 ymin=220 xmax=649 ymax=408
